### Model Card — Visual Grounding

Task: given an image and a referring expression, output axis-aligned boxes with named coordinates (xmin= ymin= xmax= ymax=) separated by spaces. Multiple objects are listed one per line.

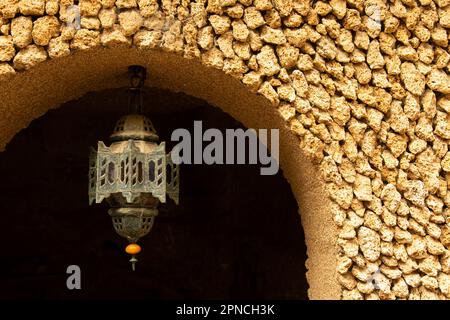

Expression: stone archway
xmin=0 ymin=47 xmax=339 ymax=300
xmin=1 ymin=0 xmax=449 ymax=301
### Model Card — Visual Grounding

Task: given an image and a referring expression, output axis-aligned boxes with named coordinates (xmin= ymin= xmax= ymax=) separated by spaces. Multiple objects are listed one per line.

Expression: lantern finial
xmin=125 ymin=243 xmax=141 ymax=271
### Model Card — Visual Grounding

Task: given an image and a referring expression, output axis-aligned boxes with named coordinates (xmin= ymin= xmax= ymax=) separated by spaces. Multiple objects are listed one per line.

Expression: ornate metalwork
xmin=88 ymin=65 xmax=179 ymax=270
xmin=109 ymin=207 xmax=158 ymax=243
xmin=89 ymin=139 xmax=168 ymax=204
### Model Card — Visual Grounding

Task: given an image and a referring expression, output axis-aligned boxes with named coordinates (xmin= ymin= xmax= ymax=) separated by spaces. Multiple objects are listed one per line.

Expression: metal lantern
xmin=88 ymin=66 xmax=179 ymax=270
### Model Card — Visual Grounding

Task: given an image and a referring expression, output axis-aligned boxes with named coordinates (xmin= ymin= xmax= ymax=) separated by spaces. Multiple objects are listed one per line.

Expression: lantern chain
xmin=127 ymin=65 xmax=147 ymax=115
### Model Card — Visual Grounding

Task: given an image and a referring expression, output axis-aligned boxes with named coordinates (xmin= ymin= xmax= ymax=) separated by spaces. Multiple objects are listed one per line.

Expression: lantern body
xmin=89 ymin=114 xmax=179 ymax=243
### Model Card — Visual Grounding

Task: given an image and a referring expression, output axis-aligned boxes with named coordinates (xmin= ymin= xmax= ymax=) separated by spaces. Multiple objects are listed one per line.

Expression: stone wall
xmin=0 ymin=0 xmax=450 ymax=300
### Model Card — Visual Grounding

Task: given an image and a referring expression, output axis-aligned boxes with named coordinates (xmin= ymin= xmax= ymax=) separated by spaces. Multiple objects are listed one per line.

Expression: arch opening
xmin=0 ymin=48 xmax=339 ymax=299
xmin=0 ymin=87 xmax=311 ymax=299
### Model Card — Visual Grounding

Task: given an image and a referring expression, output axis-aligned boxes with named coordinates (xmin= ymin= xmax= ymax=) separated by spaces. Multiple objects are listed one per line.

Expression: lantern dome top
xmin=110 ymin=114 xmax=159 ymax=142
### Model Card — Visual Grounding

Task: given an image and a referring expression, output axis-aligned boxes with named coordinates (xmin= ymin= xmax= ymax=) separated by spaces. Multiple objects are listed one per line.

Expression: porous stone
xmin=70 ymin=29 xmax=100 ymax=50
xmin=354 ymin=174 xmax=372 ymax=201
xmin=47 ymin=37 xmax=70 ymax=58
xmin=0 ymin=0 xmax=19 ymax=18
xmin=358 ymin=226 xmax=381 ymax=262
xmin=401 ymin=62 xmax=426 ymax=96
xmin=0 ymin=0 xmax=449 ymax=302
xmin=13 ymin=44 xmax=46 ymax=70
xmin=19 ymin=0 xmax=45 ymax=16
xmin=100 ymin=25 xmax=131 ymax=47
xmin=32 ymin=16 xmax=60 ymax=46
xmin=133 ymin=29 xmax=161 ymax=49
xmin=98 ymin=8 xmax=116 ymax=29
xmin=427 ymin=69 xmax=450 ymax=94
xmin=208 ymin=15 xmax=230 ymax=35
xmin=256 ymin=45 xmax=280 ymax=77
xmin=118 ymin=9 xmax=143 ymax=37
xmin=10 ymin=16 xmax=32 ymax=48
xmin=79 ymin=0 xmax=102 ymax=16
xmin=404 ymin=180 xmax=428 ymax=207
xmin=0 ymin=36 xmax=15 ymax=61
xmin=0 ymin=62 xmax=15 ymax=80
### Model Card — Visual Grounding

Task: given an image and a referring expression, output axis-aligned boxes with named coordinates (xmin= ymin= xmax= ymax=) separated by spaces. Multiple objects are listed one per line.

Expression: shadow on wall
xmin=0 ymin=87 xmax=308 ymax=300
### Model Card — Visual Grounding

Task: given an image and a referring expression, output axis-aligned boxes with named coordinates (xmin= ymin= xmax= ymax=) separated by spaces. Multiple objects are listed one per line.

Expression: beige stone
xmin=226 ymin=4 xmax=243 ymax=19
xmin=418 ymin=255 xmax=441 ymax=277
xmin=118 ymin=9 xmax=143 ymax=37
xmin=115 ymin=0 xmax=135 ymax=9
xmin=257 ymin=81 xmax=279 ymax=106
xmin=275 ymin=44 xmax=298 ymax=70
xmin=13 ymin=44 xmax=46 ymax=70
xmin=81 ymin=17 xmax=101 ymax=30
xmin=47 ymin=36 xmax=70 ymax=59
xmin=19 ymin=0 xmax=45 ymax=16
xmin=99 ymin=8 xmax=116 ymax=29
xmin=385 ymin=132 xmax=407 ymax=158
xmin=243 ymin=7 xmax=265 ymax=30
xmin=0 ymin=0 xmax=449 ymax=301
xmin=0 ymin=0 xmax=19 ymax=19
xmin=401 ymin=62 xmax=426 ymax=96
xmin=283 ymin=28 xmax=307 ymax=48
xmin=261 ymin=26 xmax=286 ymax=45
xmin=354 ymin=174 xmax=372 ymax=201
xmin=32 ymin=16 xmax=60 ymax=46
xmin=70 ymin=29 xmax=100 ymax=50
xmin=381 ymin=184 xmax=401 ymax=213
xmin=427 ymin=69 xmax=450 ymax=94
xmin=358 ymin=226 xmax=381 ymax=262
xmin=366 ymin=40 xmax=384 ymax=70
xmin=133 ymin=29 xmax=161 ymax=49
xmin=438 ymin=273 xmax=450 ymax=297
xmin=407 ymin=236 xmax=428 ymax=259
xmin=138 ymin=0 xmax=158 ymax=17
xmin=404 ymin=180 xmax=428 ymax=207
xmin=79 ymin=0 xmax=101 ymax=16
xmin=10 ymin=16 xmax=32 ymax=49
xmin=45 ymin=0 xmax=58 ymax=15
xmin=0 ymin=62 xmax=15 ymax=80
xmin=231 ymin=20 xmax=248 ymax=42
xmin=100 ymin=25 xmax=131 ymax=47
xmin=307 ymin=84 xmax=330 ymax=110
xmin=0 ymin=36 xmax=15 ymax=62
xmin=434 ymin=112 xmax=450 ymax=140
xmin=426 ymin=236 xmax=446 ymax=255
xmin=208 ymin=15 xmax=230 ymax=35
xmin=190 ymin=3 xmax=207 ymax=28
xmin=256 ymin=45 xmax=280 ymax=77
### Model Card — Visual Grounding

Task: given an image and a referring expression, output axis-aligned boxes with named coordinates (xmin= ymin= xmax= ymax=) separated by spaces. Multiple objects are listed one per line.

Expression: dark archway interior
xmin=0 ymin=87 xmax=308 ymax=300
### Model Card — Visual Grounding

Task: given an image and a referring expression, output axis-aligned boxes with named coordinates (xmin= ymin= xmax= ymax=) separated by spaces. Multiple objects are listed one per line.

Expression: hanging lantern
xmin=88 ymin=66 xmax=179 ymax=270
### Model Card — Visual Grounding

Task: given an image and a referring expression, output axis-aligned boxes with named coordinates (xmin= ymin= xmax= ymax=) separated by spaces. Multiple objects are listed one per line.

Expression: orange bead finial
xmin=125 ymin=243 xmax=141 ymax=271
xmin=125 ymin=243 xmax=141 ymax=255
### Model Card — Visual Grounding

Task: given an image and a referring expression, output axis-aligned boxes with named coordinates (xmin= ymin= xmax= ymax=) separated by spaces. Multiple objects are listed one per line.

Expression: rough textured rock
xmin=100 ymin=25 xmax=131 ymax=47
xmin=47 ymin=37 xmax=70 ymax=59
xmin=18 ymin=0 xmax=45 ymax=16
xmin=118 ymin=10 xmax=143 ymax=37
xmin=133 ymin=29 xmax=161 ymax=49
xmin=10 ymin=16 xmax=32 ymax=48
xmin=70 ymin=29 xmax=100 ymax=50
xmin=0 ymin=35 xmax=15 ymax=61
xmin=12 ymin=44 xmax=46 ymax=70
xmin=32 ymin=15 xmax=60 ymax=46
xmin=354 ymin=174 xmax=372 ymax=201
xmin=0 ymin=0 xmax=449 ymax=301
xmin=358 ymin=226 xmax=381 ymax=262
xmin=0 ymin=62 xmax=15 ymax=79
